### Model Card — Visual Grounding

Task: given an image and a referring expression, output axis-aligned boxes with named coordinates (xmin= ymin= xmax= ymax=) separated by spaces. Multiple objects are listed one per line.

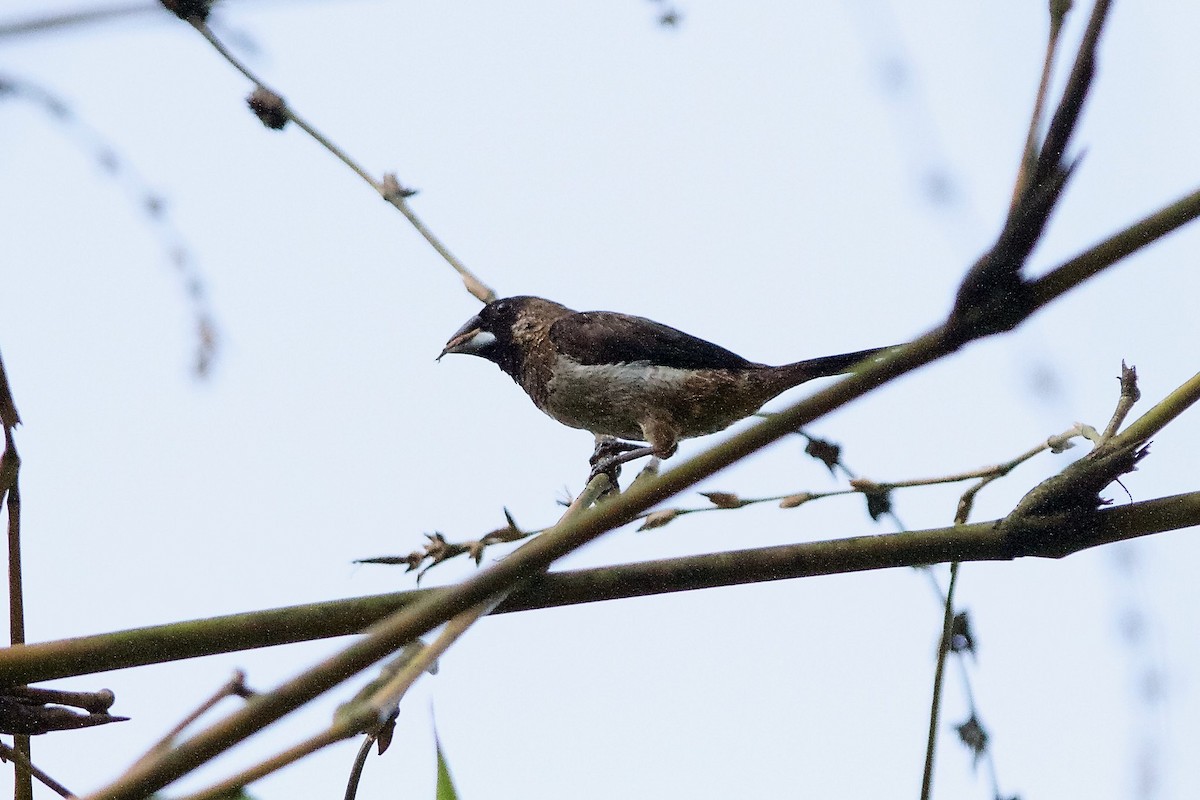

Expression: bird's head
xmin=439 ymin=296 xmax=573 ymax=377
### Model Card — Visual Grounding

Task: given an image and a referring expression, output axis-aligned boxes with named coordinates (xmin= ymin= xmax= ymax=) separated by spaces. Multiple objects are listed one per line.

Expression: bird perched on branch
xmin=440 ymin=296 xmax=893 ymax=480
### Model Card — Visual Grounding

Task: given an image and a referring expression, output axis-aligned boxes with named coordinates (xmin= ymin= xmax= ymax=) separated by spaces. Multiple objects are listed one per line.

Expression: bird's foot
xmin=588 ymin=459 xmax=623 ymax=497
xmin=589 ymin=437 xmax=643 ymax=467
xmin=588 ymin=439 xmax=656 ymax=495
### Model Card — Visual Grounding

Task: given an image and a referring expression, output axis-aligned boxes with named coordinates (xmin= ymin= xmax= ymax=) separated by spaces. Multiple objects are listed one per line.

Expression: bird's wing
xmin=549 ymin=311 xmax=755 ymax=370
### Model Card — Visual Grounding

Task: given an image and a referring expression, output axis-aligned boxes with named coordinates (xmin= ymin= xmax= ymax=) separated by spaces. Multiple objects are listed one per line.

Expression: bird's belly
xmin=542 ymin=359 xmax=755 ymax=442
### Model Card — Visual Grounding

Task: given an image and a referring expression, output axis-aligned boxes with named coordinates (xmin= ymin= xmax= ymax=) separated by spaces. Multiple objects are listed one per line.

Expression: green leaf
xmin=435 ymin=732 xmax=460 ymax=800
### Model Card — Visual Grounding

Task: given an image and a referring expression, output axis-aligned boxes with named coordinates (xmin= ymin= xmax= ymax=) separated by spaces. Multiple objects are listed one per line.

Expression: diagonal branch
xmin=182 ymin=15 xmax=496 ymax=303
xmin=5 ymin=489 xmax=1199 ymax=689
xmin=952 ymin=0 xmax=1113 ymax=341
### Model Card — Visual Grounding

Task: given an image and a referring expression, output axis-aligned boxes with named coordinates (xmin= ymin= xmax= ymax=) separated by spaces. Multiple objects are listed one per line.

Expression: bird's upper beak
xmin=438 ymin=314 xmax=496 ymax=361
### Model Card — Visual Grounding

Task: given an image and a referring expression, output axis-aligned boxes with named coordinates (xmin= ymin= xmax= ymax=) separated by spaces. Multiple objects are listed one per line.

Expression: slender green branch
xmin=174 ymin=723 xmax=340 ymax=800
xmin=0 ymin=350 xmax=31 ymax=800
xmin=1108 ymin=370 xmax=1200 ymax=447
xmin=7 ymin=490 xmax=1198 ymax=689
xmin=176 ymin=596 xmax=502 ymax=800
xmin=1028 ymin=185 xmax=1200 ymax=312
xmin=113 ymin=475 xmax=612 ymax=800
xmin=131 ymin=671 xmax=251 ymax=769
xmin=921 ymin=561 xmax=960 ymax=800
xmin=184 ymin=726 xmax=343 ymax=800
xmin=1011 ymin=0 xmax=1071 ymax=208
xmin=72 ymin=323 xmax=936 ymax=800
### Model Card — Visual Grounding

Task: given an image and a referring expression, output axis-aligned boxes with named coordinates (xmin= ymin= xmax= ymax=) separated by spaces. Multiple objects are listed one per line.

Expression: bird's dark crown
xmin=441 ymin=296 xmax=573 ymax=378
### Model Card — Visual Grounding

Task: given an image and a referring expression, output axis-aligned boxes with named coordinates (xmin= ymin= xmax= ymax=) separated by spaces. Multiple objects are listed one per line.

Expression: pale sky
xmin=1 ymin=2 xmax=1198 ymax=798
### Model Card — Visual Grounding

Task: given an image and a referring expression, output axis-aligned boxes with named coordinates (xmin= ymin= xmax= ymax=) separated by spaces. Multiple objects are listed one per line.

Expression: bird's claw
xmin=588 ymin=456 xmax=623 ymax=497
xmin=588 ymin=439 xmax=644 ymax=496
xmin=589 ymin=438 xmax=641 ymax=467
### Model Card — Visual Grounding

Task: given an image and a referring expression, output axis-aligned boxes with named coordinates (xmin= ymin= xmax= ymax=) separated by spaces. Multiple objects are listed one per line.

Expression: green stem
xmin=920 ymin=562 xmax=960 ymax=800
xmin=5 ymin=490 xmax=1198 ymax=689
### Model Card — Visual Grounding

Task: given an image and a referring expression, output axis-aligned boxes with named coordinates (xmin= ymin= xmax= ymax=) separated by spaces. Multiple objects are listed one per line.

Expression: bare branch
xmin=4 ymin=487 xmax=1198 ymax=690
xmin=115 ymin=475 xmax=614 ymax=800
xmin=0 ymin=740 xmax=73 ymax=799
xmin=179 ymin=16 xmax=496 ymax=303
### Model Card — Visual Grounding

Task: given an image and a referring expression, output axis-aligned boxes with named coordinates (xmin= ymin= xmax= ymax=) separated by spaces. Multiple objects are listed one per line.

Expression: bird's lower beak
xmin=438 ymin=316 xmax=496 ymax=360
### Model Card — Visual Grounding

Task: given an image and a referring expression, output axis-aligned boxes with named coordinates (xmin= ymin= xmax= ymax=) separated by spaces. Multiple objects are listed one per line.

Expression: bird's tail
xmin=781 ymin=345 xmax=894 ymax=382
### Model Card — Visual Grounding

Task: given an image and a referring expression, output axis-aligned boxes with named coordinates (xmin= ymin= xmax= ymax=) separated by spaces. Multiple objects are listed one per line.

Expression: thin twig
xmin=164 ymin=476 xmax=612 ymax=800
xmin=0 ymin=2 xmax=153 ymax=38
xmin=0 ymin=350 xmax=30 ymax=800
xmin=1101 ymin=362 xmax=1141 ymax=441
xmin=1 ymin=362 xmax=1195 ymax=695
xmin=628 ymin=421 xmax=1098 ymax=533
xmin=132 ymin=671 xmax=253 ymax=768
xmin=1029 ymin=184 xmax=1200 ymax=313
xmin=342 ymin=731 xmax=376 ymax=800
xmin=187 ymin=18 xmax=495 ymax=303
xmin=177 ymin=596 xmax=506 ymax=800
xmin=178 ymin=728 xmax=343 ymax=800
xmin=6 ymin=687 xmax=116 ymax=715
xmin=12 ymin=488 xmax=1199 ymax=691
xmin=954 ymin=423 xmax=1098 ymax=525
xmin=0 ymin=740 xmax=73 ymax=799
xmin=921 ymin=561 xmax=960 ymax=800
xmin=1011 ymin=0 xmax=1073 ymax=208
xmin=6 ymin=477 xmax=30 ymax=800
xmin=1108 ymin=370 xmax=1200 ymax=447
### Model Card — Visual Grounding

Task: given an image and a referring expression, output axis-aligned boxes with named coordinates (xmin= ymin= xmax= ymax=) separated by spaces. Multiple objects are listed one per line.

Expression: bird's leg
xmin=588 ymin=436 xmax=657 ymax=489
xmin=589 ymin=435 xmax=643 ymax=465
xmin=589 ymin=420 xmax=680 ymax=490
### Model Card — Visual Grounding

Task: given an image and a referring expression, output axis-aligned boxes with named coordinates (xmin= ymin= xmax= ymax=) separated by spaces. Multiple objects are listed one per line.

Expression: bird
xmin=439 ymin=295 xmax=893 ymax=478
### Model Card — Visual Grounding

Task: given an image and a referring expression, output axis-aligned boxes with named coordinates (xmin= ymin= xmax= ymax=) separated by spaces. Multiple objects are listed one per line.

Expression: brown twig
xmin=0 ymin=349 xmax=30 ymax=800
xmin=953 ymin=0 xmax=1113 ymax=342
xmin=927 ymin=363 xmax=1137 ymax=794
xmin=132 ymin=671 xmax=253 ymax=769
xmin=625 ymin=420 xmax=1099 ymax=533
xmin=3 ymin=486 xmax=1197 ymax=690
xmin=356 ymin=509 xmax=530 ymax=577
xmin=178 ymin=596 xmax=503 ymax=800
xmin=0 ymin=740 xmax=73 ymax=799
xmin=921 ymin=561 xmax=960 ymax=800
xmin=5 ymin=687 xmax=116 ymax=716
xmin=183 ymin=17 xmax=496 ymax=304
xmin=1101 ymin=361 xmax=1141 ymax=441
xmin=1011 ymin=0 xmax=1074 ymax=209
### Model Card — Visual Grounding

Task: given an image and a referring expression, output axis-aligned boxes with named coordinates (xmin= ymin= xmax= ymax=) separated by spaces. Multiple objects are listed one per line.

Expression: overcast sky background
xmin=1 ymin=1 xmax=1199 ymax=798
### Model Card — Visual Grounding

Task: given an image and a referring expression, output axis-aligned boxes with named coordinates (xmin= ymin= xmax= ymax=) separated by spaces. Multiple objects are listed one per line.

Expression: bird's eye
xmin=485 ymin=300 xmax=513 ymax=324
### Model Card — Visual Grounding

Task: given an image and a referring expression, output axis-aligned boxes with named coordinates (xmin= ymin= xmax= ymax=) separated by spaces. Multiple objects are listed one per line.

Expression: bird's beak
xmin=438 ymin=315 xmax=496 ymax=361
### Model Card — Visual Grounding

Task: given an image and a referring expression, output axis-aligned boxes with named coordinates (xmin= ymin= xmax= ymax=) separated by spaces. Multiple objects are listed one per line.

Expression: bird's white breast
xmin=542 ymin=358 xmax=696 ymax=440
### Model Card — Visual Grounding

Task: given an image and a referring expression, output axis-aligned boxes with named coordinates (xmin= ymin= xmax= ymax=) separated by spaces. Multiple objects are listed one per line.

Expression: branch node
xmin=381 ymin=172 xmax=419 ymax=201
xmin=160 ymin=0 xmax=214 ymax=23
xmin=246 ymin=87 xmax=289 ymax=131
